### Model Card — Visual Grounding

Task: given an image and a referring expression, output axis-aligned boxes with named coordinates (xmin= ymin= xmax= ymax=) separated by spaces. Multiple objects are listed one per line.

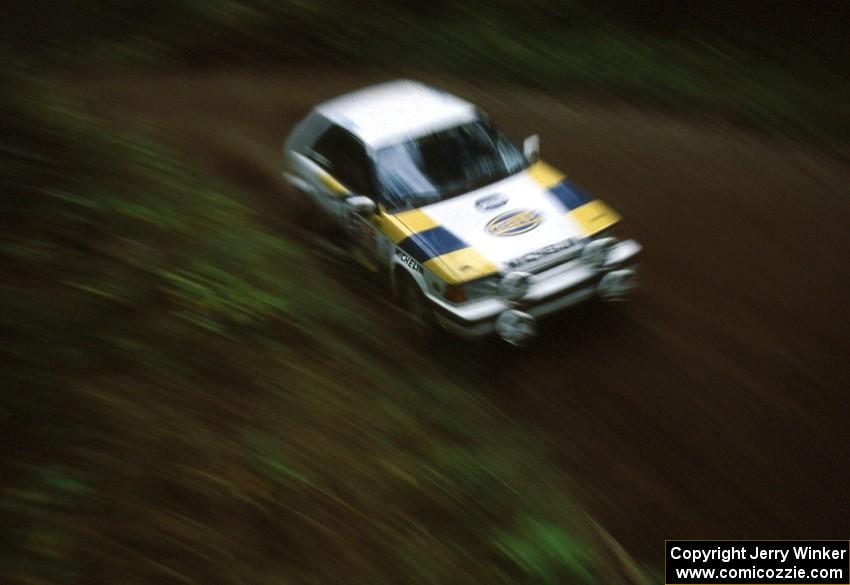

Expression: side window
xmin=310 ymin=125 xmax=375 ymax=196
xmin=286 ymin=110 xmax=330 ymax=154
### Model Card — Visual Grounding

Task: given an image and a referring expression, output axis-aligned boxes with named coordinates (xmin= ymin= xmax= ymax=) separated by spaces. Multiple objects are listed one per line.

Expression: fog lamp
xmin=500 ymin=271 xmax=532 ymax=301
xmin=582 ymin=237 xmax=616 ymax=269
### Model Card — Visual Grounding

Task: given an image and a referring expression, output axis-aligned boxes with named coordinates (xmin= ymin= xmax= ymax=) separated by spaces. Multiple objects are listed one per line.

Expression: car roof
xmin=315 ymin=80 xmax=478 ymax=149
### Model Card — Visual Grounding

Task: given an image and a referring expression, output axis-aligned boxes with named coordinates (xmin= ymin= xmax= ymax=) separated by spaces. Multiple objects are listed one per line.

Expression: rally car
xmin=282 ymin=80 xmax=641 ymax=345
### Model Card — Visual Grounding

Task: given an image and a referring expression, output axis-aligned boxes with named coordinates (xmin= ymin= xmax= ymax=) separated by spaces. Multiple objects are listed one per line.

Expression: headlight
xmin=500 ymin=271 xmax=532 ymax=301
xmin=443 ymin=272 xmax=532 ymax=304
xmin=444 ymin=276 xmax=499 ymax=304
xmin=581 ymin=237 xmax=617 ymax=269
xmin=463 ymin=276 xmax=500 ymax=300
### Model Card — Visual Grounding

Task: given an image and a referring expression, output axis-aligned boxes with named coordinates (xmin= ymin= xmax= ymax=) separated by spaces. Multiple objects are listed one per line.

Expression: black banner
xmin=665 ymin=540 xmax=849 ymax=584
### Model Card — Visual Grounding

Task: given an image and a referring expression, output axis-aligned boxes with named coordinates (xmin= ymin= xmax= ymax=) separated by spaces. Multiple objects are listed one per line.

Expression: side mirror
xmin=346 ymin=195 xmax=377 ymax=216
xmin=523 ymin=134 xmax=540 ymax=163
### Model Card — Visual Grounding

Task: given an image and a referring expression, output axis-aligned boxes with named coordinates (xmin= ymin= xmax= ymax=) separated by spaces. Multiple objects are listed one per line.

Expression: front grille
xmin=525 ymin=248 xmax=583 ymax=274
xmin=503 ymin=239 xmax=585 ymax=274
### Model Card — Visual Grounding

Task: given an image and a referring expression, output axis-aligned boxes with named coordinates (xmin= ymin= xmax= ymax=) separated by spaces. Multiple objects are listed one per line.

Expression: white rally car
xmin=283 ymin=80 xmax=641 ymax=345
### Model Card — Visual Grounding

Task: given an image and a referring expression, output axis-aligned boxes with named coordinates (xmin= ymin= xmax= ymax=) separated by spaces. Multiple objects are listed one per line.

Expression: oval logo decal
xmin=485 ymin=209 xmax=544 ymax=237
xmin=475 ymin=193 xmax=508 ymax=211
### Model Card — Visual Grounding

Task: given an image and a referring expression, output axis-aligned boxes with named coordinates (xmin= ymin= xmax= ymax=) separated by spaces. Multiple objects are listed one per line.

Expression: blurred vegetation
xmin=4 ymin=1 xmax=850 ymax=141
xmin=2 ymin=2 xmax=844 ymax=582
xmin=0 ymin=71 xmax=643 ymax=583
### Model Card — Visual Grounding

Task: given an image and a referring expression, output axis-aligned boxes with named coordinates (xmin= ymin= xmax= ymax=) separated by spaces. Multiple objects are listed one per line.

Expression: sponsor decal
xmin=503 ymin=237 xmax=583 ymax=270
xmin=474 ymin=193 xmax=508 ymax=211
xmin=485 ymin=209 xmax=544 ymax=237
xmin=397 ymin=248 xmax=424 ymax=274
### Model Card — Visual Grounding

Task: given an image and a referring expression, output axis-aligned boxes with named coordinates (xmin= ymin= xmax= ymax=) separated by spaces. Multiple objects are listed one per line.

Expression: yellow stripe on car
xmin=394 ymin=208 xmax=440 ymax=233
xmin=319 ymin=172 xmax=349 ymax=197
xmin=375 ymin=209 xmax=440 ymax=243
xmin=568 ymin=200 xmax=621 ymax=236
xmin=424 ymin=248 xmax=498 ymax=285
xmin=527 ymin=160 xmax=566 ymax=188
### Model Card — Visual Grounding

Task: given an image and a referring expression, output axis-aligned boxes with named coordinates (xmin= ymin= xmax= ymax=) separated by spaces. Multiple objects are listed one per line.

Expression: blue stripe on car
xmin=548 ymin=180 xmax=591 ymax=211
xmin=398 ymin=226 xmax=468 ymax=263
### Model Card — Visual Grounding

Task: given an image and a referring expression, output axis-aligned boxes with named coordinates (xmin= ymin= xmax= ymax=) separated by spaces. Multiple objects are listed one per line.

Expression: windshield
xmin=375 ymin=120 xmax=527 ymax=211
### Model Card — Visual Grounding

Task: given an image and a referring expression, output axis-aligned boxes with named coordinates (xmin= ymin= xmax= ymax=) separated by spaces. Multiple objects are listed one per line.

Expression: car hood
xmin=392 ymin=162 xmax=621 ymax=283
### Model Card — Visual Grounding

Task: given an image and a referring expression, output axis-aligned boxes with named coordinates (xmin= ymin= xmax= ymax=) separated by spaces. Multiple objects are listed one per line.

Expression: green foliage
xmin=496 ymin=518 xmax=593 ymax=584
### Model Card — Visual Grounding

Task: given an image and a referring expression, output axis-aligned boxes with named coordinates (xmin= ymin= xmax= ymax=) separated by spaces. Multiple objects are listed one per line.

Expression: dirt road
xmin=72 ymin=69 xmax=850 ymax=567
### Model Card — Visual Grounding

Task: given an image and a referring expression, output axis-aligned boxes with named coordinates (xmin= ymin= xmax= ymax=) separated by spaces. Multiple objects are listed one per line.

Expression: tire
xmin=290 ymin=187 xmax=315 ymax=227
xmin=398 ymin=275 xmax=435 ymax=341
xmin=290 ymin=187 xmax=340 ymax=238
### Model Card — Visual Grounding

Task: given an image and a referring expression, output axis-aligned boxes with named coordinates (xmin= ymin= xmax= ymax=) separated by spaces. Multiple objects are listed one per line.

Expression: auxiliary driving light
xmin=500 ymin=271 xmax=532 ymax=301
xmin=495 ymin=309 xmax=537 ymax=346
xmin=597 ymin=269 xmax=638 ymax=301
xmin=581 ymin=237 xmax=617 ymax=269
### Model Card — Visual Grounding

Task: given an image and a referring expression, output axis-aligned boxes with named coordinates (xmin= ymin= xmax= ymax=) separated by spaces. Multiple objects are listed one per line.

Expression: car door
xmin=306 ymin=125 xmax=382 ymax=267
xmin=313 ymin=126 xmax=374 ymax=219
xmin=288 ymin=124 xmax=349 ymax=223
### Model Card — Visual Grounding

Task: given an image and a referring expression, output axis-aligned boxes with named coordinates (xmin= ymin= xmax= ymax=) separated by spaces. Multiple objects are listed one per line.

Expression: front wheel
xmin=398 ymin=276 xmax=436 ymax=341
xmin=289 ymin=187 xmax=338 ymax=236
xmin=290 ymin=187 xmax=317 ymax=228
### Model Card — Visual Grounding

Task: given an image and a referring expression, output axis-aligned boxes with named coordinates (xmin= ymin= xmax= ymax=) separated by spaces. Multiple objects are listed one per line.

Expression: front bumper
xmin=428 ymin=239 xmax=642 ymax=342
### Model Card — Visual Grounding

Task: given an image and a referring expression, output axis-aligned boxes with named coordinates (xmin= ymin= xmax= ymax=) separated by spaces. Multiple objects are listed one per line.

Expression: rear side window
xmin=285 ymin=111 xmax=330 ymax=153
xmin=310 ymin=125 xmax=376 ymax=196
